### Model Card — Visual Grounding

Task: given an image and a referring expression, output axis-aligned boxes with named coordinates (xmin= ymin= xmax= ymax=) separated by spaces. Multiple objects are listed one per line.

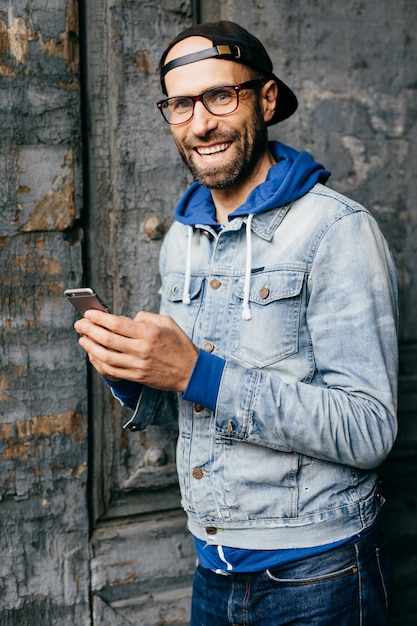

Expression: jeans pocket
xmin=266 ymin=562 xmax=358 ymax=585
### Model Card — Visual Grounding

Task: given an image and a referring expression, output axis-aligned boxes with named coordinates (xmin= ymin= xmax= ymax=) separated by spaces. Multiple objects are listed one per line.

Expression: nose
xmin=190 ymin=100 xmax=218 ymax=136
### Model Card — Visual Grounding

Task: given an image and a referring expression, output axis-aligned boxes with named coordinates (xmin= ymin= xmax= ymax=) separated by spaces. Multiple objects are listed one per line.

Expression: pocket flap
xmin=161 ymin=273 xmax=204 ymax=303
xmin=235 ymin=270 xmax=304 ymax=305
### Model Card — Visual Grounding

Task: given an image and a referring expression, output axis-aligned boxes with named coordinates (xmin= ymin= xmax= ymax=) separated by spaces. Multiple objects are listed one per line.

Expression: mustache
xmin=182 ymin=129 xmax=240 ymax=150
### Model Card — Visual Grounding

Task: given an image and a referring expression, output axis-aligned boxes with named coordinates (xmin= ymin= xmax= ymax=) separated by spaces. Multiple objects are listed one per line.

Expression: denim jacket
xmin=123 ymin=183 xmax=398 ymax=550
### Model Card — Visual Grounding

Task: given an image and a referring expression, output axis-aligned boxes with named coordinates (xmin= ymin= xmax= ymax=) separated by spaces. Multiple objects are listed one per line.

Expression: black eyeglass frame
xmin=156 ymin=79 xmax=266 ymax=125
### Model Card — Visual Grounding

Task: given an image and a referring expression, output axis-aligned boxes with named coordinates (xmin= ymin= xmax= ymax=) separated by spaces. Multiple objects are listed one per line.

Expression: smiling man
xmin=160 ymin=37 xmax=275 ymax=200
xmin=75 ymin=21 xmax=398 ymax=626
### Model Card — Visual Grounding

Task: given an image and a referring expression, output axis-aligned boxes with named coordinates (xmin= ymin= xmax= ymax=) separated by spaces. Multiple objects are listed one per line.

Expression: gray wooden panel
xmin=0 ymin=1 xmax=90 ymax=622
xmin=0 ymin=231 xmax=90 ymax=623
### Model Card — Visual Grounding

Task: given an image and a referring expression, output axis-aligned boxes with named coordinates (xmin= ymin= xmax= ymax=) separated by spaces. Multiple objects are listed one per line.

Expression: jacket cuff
xmin=182 ymin=349 xmax=226 ymax=411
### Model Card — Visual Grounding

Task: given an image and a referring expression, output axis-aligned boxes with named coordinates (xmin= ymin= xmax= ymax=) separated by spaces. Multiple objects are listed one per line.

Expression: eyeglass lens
xmin=161 ymin=86 xmax=239 ymax=124
xmin=157 ymin=80 xmax=265 ymax=125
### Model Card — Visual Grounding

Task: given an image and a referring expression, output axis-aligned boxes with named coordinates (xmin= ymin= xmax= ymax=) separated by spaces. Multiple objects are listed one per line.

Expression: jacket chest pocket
xmin=231 ymin=270 xmax=305 ymax=368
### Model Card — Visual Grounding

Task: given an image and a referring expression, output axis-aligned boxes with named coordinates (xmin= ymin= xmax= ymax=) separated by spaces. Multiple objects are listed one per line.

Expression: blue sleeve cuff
xmin=182 ymin=349 xmax=226 ymax=411
xmin=102 ymin=378 xmax=143 ymax=410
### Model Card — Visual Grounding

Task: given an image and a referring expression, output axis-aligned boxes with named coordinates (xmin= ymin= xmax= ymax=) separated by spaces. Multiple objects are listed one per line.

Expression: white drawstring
xmin=182 ymin=219 xmax=253 ymax=318
xmin=242 ymin=214 xmax=254 ymax=320
xmin=182 ymin=225 xmax=193 ymax=305
xmin=217 ymin=545 xmax=233 ymax=571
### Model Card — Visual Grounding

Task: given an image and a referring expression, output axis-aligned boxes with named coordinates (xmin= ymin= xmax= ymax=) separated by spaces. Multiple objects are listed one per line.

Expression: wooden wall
xmin=0 ymin=0 xmax=90 ymax=623
xmin=1 ymin=1 xmax=416 ymax=624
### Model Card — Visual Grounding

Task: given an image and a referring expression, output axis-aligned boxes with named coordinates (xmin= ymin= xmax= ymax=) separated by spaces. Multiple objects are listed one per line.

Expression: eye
xmin=207 ymin=87 xmax=235 ymax=107
xmin=170 ymin=97 xmax=193 ymax=114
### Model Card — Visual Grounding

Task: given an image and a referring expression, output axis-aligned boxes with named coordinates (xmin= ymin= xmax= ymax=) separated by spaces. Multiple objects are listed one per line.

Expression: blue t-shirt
xmin=193 ymin=524 xmax=376 ymax=574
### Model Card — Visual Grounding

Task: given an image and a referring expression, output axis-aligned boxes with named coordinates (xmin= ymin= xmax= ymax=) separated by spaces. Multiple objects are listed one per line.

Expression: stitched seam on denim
xmin=355 ymin=541 xmax=363 ymax=626
xmin=242 ymin=576 xmax=250 ymax=626
xmin=376 ymin=546 xmax=389 ymax=613
xmin=227 ymin=578 xmax=235 ymax=624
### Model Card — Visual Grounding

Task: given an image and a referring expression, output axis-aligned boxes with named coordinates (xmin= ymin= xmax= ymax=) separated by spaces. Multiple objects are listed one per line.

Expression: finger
xmin=78 ymin=333 xmax=137 ymax=372
xmin=79 ymin=337 xmax=151 ymax=382
xmin=77 ymin=311 xmax=146 ymax=341
xmin=77 ymin=321 xmax=142 ymax=359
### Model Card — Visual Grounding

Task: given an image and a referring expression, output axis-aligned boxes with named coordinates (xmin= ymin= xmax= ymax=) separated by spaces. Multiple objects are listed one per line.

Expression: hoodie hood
xmin=174 ymin=141 xmax=331 ymax=226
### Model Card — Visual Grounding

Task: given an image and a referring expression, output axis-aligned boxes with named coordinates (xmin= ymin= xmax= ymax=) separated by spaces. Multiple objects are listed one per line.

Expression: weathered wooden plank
xmin=91 ymin=512 xmax=194 ymax=625
xmin=0 ymin=0 xmax=89 ymax=622
xmin=0 ymin=230 xmax=90 ymax=622
xmin=82 ymin=0 xmax=194 ymax=524
xmin=0 ymin=0 xmax=82 ymax=238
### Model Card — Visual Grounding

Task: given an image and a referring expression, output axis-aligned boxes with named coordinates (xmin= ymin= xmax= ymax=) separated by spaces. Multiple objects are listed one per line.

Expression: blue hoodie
xmin=174 ymin=141 xmax=330 ymax=226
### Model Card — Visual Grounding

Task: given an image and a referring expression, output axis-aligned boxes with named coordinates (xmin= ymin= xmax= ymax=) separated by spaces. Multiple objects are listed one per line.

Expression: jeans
xmin=190 ymin=528 xmax=393 ymax=626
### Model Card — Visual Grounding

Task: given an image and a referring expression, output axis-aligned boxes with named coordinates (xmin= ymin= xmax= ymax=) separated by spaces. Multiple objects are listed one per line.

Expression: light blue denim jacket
xmin=124 ymin=183 xmax=398 ymax=550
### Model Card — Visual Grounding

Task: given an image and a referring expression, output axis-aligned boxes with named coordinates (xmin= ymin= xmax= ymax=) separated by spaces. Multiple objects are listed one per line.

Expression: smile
xmin=195 ymin=142 xmax=231 ymax=156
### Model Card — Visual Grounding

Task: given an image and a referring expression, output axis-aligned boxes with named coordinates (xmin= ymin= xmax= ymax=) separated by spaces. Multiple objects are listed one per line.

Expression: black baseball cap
xmin=159 ymin=21 xmax=298 ymax=125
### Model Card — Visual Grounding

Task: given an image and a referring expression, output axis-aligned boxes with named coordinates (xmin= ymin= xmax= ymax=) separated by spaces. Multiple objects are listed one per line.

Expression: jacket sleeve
xmin=104 ymin=378 xmax=143 ymax=410
xmin=214 ymin=211 xmax=398 ymax=470
xmin=121 ymin=385 xmax=179 ymax=431
xmin=103 ymin=376 xmax=179 ymax=431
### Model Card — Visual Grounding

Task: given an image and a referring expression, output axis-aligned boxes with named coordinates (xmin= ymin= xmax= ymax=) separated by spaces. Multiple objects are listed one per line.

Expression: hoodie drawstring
xmin=182 ymin=218 xmax=253 ymax=321
xmin=242 ymin=214 xmax=254 ymax=321
xmin=182 ymin=225 xmax=193 ymax=305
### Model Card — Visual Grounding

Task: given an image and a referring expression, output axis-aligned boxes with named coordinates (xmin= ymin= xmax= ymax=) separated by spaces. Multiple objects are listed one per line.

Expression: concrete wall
xmin=1 ymin=0 xmax=416 ymax=624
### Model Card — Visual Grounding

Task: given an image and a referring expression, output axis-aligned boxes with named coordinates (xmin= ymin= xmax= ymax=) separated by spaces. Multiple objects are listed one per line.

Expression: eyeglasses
xmin=157 ymin=79 xmax=265 ymax=125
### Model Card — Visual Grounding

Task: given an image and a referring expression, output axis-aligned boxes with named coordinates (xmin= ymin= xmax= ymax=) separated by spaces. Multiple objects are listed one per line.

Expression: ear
xmin=261 ymin=79 xmax=278 ymax=123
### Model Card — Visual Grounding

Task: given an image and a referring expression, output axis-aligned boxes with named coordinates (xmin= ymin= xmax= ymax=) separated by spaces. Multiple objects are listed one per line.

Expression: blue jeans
xmin=190 ymin=528 xmax=393 ymax=625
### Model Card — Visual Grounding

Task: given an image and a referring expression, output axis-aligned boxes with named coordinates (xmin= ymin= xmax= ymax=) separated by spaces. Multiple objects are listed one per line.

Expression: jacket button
xmin=205 ymin=526 xmax=218 ymax=535
xmin=130 ymin=425 xmax=139 ymax=431
xmin=192 ymin=468 xmax=204 ymax=479
xmin=210 ymin=278 xmax=221 ymax=290
xmin=203 ymin=341 xmax=215 ymax=353
xmin=259 ymin=287 xmax=269 ymax=299
xmin=194 ymin=404 xmax=204 ymax=413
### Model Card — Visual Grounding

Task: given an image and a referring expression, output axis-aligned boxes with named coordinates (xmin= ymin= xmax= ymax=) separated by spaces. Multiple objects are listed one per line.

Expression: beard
xmin=174 ymin=101 xmax=269 ymax=190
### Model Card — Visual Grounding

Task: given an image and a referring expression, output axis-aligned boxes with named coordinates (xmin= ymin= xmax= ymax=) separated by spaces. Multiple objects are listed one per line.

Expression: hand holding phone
xmin=64 ymin=288 xmax=111 ymax=316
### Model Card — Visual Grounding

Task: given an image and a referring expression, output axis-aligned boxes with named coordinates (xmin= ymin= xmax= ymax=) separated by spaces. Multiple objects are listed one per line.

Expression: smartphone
xmin=64 ymin=287 xmax=111 ymax=316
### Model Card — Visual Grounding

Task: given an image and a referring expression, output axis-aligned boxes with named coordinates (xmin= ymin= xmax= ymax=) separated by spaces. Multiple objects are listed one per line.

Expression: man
xmin=75 ymin=21 xmax=398 ymax=625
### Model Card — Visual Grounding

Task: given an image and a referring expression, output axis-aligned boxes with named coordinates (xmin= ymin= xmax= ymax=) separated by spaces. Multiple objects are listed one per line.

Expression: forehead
xmin=164 ymin=36 xmax=252 ymax=96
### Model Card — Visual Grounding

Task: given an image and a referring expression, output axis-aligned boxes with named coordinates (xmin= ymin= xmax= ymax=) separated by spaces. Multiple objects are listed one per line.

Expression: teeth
xmin=197 ymin=143 xmax=229 ymax=155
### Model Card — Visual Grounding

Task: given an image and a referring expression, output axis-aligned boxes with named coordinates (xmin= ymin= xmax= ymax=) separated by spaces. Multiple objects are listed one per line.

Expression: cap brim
xmin=270 ymin=75 xmax=298 ymax=125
